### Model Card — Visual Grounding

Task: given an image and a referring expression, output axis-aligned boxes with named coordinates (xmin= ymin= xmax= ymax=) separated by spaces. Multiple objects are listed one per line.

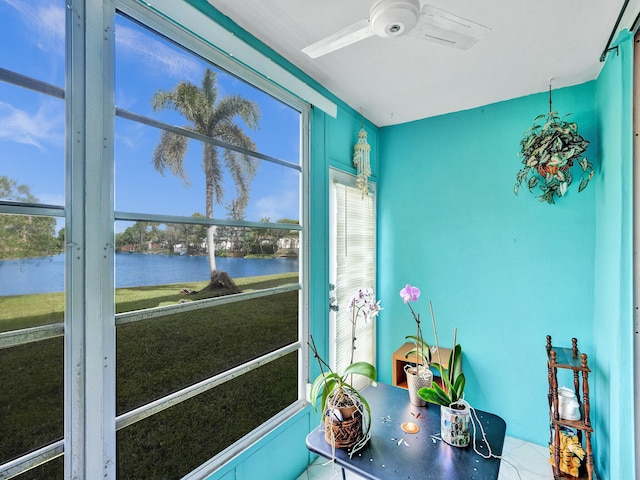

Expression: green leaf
xmin=404 ymin=335 xmax=431 ymax=363
xmin=540 ymin=190 xmax=555 ymax=204
xmin=343 ymin=361 xmax=377 ymax=383
xmin=539 ymin=153 xmax=550 ymax=165
xmin=450 ymin=345 xmax=463 ymax=381
xmin=310 ymin=372 xmax=340 ymax=411
xmin=405 ymin=335 xmax=430 ymax=350
xmin=441 ymin=368 xmax=454 ymax=394
xmin=404 ymin=347 xmax=429 ymax=364
xmin=320 ymin=382 xmax=331 ymax=413
xmin=451 ymin=373 xmax=466 ymax=403
xmin=579 ymin=159 xmax=588 ymax=172
xmin=418 ymin=382 xmax=451 ymax=406
xmin=417 ymin=388 xmax=445 ymax=405
xmin=523 ymin=136 xmax=537 ymax=151
xmin=578 ymin=177 xmax=590 ymax=193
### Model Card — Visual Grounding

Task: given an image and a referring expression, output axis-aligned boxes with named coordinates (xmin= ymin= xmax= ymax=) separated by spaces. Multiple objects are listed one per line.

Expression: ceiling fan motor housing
xmin=370 ymin=0 xmax=420 ymax=38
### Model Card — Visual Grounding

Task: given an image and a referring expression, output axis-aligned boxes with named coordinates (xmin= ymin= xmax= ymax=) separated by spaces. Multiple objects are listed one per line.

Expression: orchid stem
xmin=429 ymin=300 xmax=445 ymax=391
xmin=451 ymin=328 xmax=457 ymax=394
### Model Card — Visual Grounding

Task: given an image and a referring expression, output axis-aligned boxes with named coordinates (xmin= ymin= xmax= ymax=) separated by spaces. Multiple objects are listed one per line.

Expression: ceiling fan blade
xmin=409 ymin=4 xmax=490 ymax=50
xmin=302 ymin=18 xmax=374 ymax=58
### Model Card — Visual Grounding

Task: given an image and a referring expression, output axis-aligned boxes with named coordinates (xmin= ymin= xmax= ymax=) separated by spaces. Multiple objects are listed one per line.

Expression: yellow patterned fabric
xmin=549 ymin=431 xmax=585 ymax=477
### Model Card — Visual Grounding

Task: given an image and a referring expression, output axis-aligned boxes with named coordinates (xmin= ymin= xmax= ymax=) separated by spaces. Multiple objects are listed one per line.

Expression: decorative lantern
xmin=353 ymin=125 xmax=371 ymax=197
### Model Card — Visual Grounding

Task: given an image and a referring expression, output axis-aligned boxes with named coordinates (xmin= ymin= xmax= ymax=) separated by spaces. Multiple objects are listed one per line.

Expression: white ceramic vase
xmin=404 ymin=364 xmax=432 ymax=406
xmin=557 ymin=386 xmax=581 ymax=421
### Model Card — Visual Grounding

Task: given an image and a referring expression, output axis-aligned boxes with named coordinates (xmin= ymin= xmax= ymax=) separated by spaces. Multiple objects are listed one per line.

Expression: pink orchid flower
xmin=400 ymin=284 xmax=420 ymax=303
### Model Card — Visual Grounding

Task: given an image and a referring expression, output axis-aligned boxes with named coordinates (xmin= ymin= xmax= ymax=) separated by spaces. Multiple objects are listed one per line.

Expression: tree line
xmin=115 ymin=215 xmax=299 ymax=258
xmin=1 ymin=176 xmax=298 ymax=261
xmin=0 ymin=176 xmax=65 ymax=260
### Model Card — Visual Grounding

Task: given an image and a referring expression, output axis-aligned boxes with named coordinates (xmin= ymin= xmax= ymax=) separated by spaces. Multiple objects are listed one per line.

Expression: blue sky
xmin=0 ymin=0 xmax=301 ymax=228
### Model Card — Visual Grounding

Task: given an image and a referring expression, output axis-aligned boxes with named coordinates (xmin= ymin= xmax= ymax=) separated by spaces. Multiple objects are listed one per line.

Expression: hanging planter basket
xmin=514 ymin=88 xmax=594 ymax=204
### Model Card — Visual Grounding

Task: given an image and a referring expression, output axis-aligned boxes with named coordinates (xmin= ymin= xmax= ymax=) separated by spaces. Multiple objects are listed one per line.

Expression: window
xmin=329 ymin=169 xmax=376 ymax=390
xmin=0 ymin=0 xmax=66 ymax=478
xmin=0 ymin=1 xmax=308 ymax=478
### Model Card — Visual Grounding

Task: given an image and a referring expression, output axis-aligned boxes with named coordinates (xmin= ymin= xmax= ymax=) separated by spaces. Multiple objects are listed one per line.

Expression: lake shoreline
xmin=0 ymin=253 xmax=299 ymax=297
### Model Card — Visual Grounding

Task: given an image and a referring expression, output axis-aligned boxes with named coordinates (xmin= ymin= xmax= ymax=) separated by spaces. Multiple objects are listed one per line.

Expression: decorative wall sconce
xmin=353 ymin=123 xmax=371 ymax=197
xmin=514 ymin=84 xmax=594 ymax=204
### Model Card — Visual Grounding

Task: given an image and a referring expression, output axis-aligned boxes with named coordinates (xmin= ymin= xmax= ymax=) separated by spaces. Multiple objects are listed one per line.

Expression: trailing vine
xmin=514 ymin=86 xmax=594 ymax=204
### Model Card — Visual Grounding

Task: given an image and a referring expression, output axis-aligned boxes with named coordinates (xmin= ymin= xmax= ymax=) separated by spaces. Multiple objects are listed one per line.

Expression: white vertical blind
xmin=331 ymin=179 xmax=376 ymax=390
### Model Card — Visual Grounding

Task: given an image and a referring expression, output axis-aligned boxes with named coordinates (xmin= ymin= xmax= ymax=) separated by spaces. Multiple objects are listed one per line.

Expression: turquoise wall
xmin=308 ymin=103 xmax=379 ymax=381
xmin=376 ymin=31 xmax=636 ymax=478
xmin=593 ymin=31 xmax=635 ymax=480
xmin=377 ymin=82 xmax=598 ymax=446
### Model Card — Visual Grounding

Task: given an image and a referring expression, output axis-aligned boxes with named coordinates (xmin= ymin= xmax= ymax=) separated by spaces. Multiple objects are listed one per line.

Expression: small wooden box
xmin=391 ymin=342 xmax=453 ymax=389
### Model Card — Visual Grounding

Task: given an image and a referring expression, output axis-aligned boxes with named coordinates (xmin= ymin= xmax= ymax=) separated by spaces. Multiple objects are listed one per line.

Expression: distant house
xmin=276 ymin=236 xmax=299 ymax=257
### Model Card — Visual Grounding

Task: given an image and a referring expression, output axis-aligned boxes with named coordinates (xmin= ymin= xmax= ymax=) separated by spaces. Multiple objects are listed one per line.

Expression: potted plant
xmin=514 ymin=110 xmax=593 ymax=204
xmin=399 ymin=284 xmax=433 ymax=406
xmin=308 ymin=288 xmax=381 ymax=454
xmin=417 ymin=312 xmax=468 ymax=447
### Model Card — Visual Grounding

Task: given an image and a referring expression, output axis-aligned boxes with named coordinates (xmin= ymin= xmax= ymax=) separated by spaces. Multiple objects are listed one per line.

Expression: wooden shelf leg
xmin=550 ymin=349 xmax=561 ymax=477
xmin=581 ymin=353 xmax=592 ymax=480
xmin=585 ymin=430 xmax=594 ymax=480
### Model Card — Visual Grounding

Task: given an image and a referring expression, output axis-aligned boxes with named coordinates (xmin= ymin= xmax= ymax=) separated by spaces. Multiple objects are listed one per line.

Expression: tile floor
xmin=297 ymin=436 xmax=554 ymax=480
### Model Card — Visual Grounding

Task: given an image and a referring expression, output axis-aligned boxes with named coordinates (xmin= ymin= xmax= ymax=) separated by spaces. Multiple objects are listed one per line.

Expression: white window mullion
xmin=65 ymin=1 xmax=116 ymax=478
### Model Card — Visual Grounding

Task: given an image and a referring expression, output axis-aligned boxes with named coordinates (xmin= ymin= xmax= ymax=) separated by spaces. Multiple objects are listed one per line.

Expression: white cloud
xmin=0 ymin=100 xmax=64 ymax=149
xmin=254 ymin=190 xmax=299 ymax=221
xmin=35 ymin=2 xmax=65 ymax=51
xmin=3 ymin=0 xmax=64 ymax=55
xmin=116 ymin=25 xmax=201 ymax=81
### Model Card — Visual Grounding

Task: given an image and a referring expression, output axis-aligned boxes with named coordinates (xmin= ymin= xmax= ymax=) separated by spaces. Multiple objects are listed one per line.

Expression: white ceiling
xmin=208 ymin=0 xmax=635 ymax=127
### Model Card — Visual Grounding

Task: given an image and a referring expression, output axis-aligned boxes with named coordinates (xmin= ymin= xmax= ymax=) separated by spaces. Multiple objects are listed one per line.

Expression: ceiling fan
xmin=301 ymin=0 xmax=490 ymax=58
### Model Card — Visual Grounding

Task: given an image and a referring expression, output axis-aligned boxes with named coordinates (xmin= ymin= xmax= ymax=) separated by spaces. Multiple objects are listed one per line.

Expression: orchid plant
xmin=418 ymin=341 xmax=465 ymax=407
xmin=308 ymin=288 xmax=381 ymax=454
xmin=400 ymin=284 xmax=431 ymax=368
xmin=418 ymin=302 xmax=465 ymax=408
xmin=348 ymin=287 xmax=383 ymax=364
xmin=400 ymin=284 xmax=466 ymax=407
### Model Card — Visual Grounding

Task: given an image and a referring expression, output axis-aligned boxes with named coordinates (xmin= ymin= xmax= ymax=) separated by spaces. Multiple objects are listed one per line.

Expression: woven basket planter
xmin=324 ymin=409 xmax=363 ymax=449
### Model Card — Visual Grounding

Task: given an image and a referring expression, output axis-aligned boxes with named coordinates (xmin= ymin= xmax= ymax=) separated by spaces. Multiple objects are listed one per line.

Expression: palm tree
xmin=151 ymin=68 xmax=261 ymax=286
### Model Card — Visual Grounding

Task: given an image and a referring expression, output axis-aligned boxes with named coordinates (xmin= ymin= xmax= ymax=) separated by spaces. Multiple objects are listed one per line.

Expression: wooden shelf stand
xmin=546 ymin=335 xmax=596 ymax=480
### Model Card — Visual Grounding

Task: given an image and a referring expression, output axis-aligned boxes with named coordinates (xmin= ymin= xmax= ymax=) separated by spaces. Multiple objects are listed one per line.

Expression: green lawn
xmin=0 ymin=273 xmax=300 ymax=479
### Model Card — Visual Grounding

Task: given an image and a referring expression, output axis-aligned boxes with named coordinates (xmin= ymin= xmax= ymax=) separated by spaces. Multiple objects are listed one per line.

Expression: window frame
xmin=112 ymin=2 xmax=311 ymax=477
xmin=0 ymin=0 xmax=310 ymax=477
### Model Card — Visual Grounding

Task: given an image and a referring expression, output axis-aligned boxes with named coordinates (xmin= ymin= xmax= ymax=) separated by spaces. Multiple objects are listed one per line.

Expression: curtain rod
xmin=600 ymin=0 xmax=630 ymax=62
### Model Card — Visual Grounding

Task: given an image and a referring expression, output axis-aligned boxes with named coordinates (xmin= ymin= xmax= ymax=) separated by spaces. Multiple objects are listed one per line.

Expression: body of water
xmin=0 ymin=253 xmax=299 ymax=297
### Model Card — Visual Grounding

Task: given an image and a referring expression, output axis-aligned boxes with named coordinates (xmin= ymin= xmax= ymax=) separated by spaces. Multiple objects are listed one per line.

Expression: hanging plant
xmin=514 ymin=87 xmax=594 ymax=204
